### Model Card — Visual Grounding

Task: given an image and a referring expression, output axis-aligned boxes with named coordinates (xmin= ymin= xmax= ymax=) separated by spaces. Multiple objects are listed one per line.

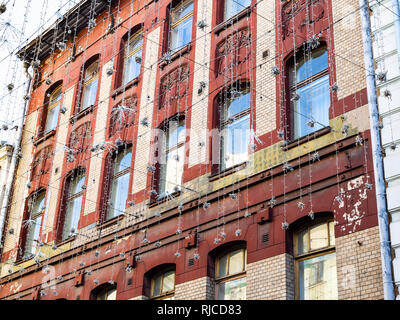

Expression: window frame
xmin=77 ymin=58 xmax=100 ymax=113
xmin=150 ymin=268 xmax=176 ymax=300
xmin=43 ymin=85 xmax=62 ymax=134
xmin=293 ymin=219 xmax=337 ymax=300
xmin=287 ymin=46 xmax=330 ymax=140
xmin=156 ymin=116 xmax=186 ymax=198
xmin=105 ymin=146 xmax=132 ymax=221
xmin=21 ymin=190 xmax=46 ymax=259
xmin=168 ymin=0 xmax=194 ymax=52
xmin=59 ymin=169 xmax=86 ymax=242
xmin=217 ymin=82 xmax=251 ymax=173
xmin=215 ymin=246 xmax=247 ymax=300
xmin=121 ymin=29 xmax=143 ymax=86
xmin=94 ymin=285 xmax=117 ymax=300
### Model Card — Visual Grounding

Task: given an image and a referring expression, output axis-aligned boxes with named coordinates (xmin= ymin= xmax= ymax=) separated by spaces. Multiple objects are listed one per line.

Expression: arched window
xmin=169 ymin=0 xmax=193 ymax=52
xmin=150 ymin=268 xmax=176 ymax=300
xmin=218 ymin=82 xmax=251 ymax=171
xmin=22 ymin=190 xmax=46 ymax=259
xmin=215 ymin=246 xmax=247 ymax=300
xmin=92 ymin=284 xmax=117 ymax=300
xmin=223 ymin=0 xmax=251 ymax=21
xmin=122 ymin=29 xmax=143 ymax=86
xmin=156 ymin=116 xmax=185 ymax=198
xmin=80 ymin=59 xmax=99 ymax=112
xmin=288 ymin=47 xmax=330 ymax=139
xmin=43 ymin=85 xmax=62 ymax=134
xmin=60 ymin=170 xmax=85 ymax=241
xmin=294 ymin=218 xmax=337 ymax=300
xmin=106 ymin=147 xmax=132 ymax=221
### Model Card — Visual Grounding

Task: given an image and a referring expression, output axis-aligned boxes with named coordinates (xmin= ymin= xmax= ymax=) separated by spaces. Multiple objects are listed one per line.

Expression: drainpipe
xmin=359 ymin=0 xmax=395 ymax=300
xmin=0 ymin=62 xmax=32 ymax=253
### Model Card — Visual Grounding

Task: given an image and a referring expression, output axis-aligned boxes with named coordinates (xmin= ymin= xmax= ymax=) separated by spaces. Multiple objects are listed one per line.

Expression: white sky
xmin=0 ymin=0 xmax=80 ymax=144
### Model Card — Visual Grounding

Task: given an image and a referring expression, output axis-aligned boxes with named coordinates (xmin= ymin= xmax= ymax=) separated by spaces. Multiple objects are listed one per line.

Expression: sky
xmin=0 ymin=0 xmax=80 ymax=144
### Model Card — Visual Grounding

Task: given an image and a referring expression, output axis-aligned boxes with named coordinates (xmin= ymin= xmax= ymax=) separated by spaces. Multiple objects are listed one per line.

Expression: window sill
xmin=209 ymin=162 xmax=247 ymax=182
xmin=281 ymin=126 xmax=332 ymax=151
xmin=33 ymin=129 xmax=56 ymax=146
xmin=159 ymin=44 xmax=191 ymax=69
xmin=112 ymin=77 xmax=139 ymax=99
xmin=213 ymin=7 xmax=251 ymax=35
xmin=148 ymin=190 xmax=182 ymax=208
xmin=96 ymin=214 xmax=124 ymax=229
xmin=70 ymin=104 xmax=95 ymax=124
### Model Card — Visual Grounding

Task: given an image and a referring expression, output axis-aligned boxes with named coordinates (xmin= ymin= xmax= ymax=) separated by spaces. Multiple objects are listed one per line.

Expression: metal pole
xmin=391 ymin=0 xmax=400 ymax=72
xmin=0 ymin=64 xmax=32 ymax=251
xmin=359 ymin=0 xmax=395 ymax=300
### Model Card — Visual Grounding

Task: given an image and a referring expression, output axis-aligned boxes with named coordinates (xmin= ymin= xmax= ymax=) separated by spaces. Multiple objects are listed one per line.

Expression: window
xmin=169 ymin=0 xmax=193 ymax=52
xmin=150 ymin=269 xmax=175 ymax=300
xmin=224 ymin=0 xmax=251 ymax=21
xmin=61 ymin=171 xmax=85 ymax=241
xmin=107 ymin=147 xmax=132 ymax=220
xmin=94 ymin=285 xmax=117 ymax=300
xmin=22 ymin=191 xmax=46 ymax=259
xmin=219 ymin=83 xmax=251 ymax=171
xmin=215 ymin=247 xmax=246 ymax=300
xmin=289 ymin=47 xmax=330 ymax=139
xmin=157 ymin=117 xmax=185 ymax=198
xmin=80 ymin=60 xmax=99 ymax=111
xmin=44 ymin=85 xmax=62 ymax=134
xmin=122 ymin=30 xmax=143 ymax=86
xmin=294 ymin=220 xmax=338 ymax=300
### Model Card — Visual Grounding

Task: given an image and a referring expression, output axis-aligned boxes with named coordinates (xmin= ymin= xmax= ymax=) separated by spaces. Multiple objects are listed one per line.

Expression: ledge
xmin=159 ymin=44 xmax=191 ymax=69
xmin=69 ymin=104 xmax=95 ymax=124
xmin=281 ymin=126 xmax=332 ymax=151
xmin=56 ymin=236 xmax=76 ymax=247
xmin=209 ymin=162 xmax=247 ymax=182
xmin=148 ymin=190 xmax=182 ymax=208
xmin=96 ymin=214 xmax=124 ymax=229
xmin=33 ymin=129 xmax=56 ymax=146
xmin=213 ymin=7 xmax=251 ymax=35
xmin=111 ymin=77 xmax=139 ymax=99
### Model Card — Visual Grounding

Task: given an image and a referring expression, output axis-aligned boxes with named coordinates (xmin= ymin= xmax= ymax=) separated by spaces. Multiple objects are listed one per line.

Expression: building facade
xmin=371 ymin=0 xmax=400 ymax=299
xmin=0 ymin=0 xmax=389 ymax=300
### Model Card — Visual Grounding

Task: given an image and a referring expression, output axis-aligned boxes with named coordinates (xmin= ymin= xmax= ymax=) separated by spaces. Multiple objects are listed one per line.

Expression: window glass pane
xmin=160 ymin=144 xmax=185 ymax=195
xmin=171 ymin=1 xmax=193 ymax=24
xmin=24 ymin=215 xmax=42 ymax=258
xmin=123 ymin=49 xmax=142 ymax=85
xmin=221 ymin=114 xmax=250 ymax=170
xmin=297 ymin=228 xmax=309 ymax=255
xmin=224 ymin=90 xmax=250 ymax=118
xmin=167 ymin=119 xmax=186 ymax=149
xmin=82 ymin=78 xmax=98 ymax=110
xmin=218 ymin=277 xmax=246 ymax=300
xmin=44 ymin=103 xmax=60 ymax=133
xmin=114 ymin=150 xmax=132 ymax=174
xmin=162 ymin=271 xmax=175 ymax=293
xmin=70 ymin=174 xmax=85 ymax=196
xmin=295 ymin=49 xmax=328 ymax=83
xmin=298 ymin=252 xmax=338 ymax=300
xmin=152 ymin=274 xmax=162 ymax=297
xmin=309 ymin=222 xmax=329 ymax=251
xmin=63 ymin=195 xmax=82 ymax=239
xmin=329 ymin=221 xmax=335 ymax=246
xmin=293 ymin=74 xmax=330 ymax=139
xmin=224 ymin=0 xmax=251 ymax=21
xmin=228 ymin=249 xmax=244 ymax=275
xmin=170 ymin=16 xmax=193 ymax=51
xmin=31 ymin=192 xmax=46 ymax=217
xmin=85 ymin=61 xmax=99 ymax=82
xmin=217 ymin=253 xmax=228 ymax=278
xmin=108 ymin=172 xmax=129 ymax=219
xmin=107 ymin=288 xmax=117 ymax=300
